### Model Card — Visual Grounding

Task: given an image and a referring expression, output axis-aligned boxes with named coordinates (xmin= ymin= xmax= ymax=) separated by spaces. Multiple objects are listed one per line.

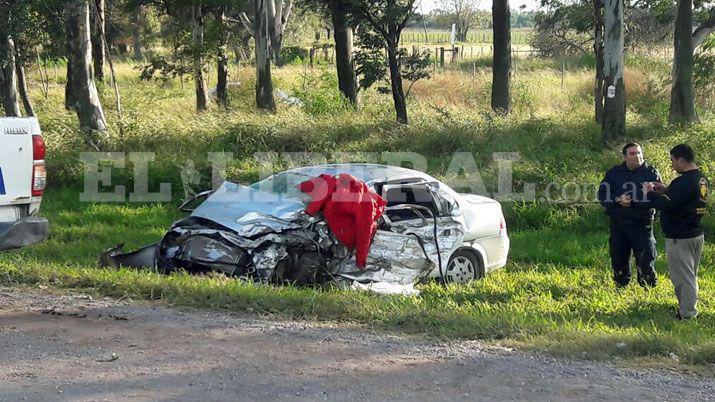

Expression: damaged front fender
xmin=101 ymin=180 xmax=468 ymax=294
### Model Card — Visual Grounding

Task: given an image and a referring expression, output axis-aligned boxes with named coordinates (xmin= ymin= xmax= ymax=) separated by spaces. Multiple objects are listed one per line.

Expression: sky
xmin=417 ymin=0 xmax=541 ymax=12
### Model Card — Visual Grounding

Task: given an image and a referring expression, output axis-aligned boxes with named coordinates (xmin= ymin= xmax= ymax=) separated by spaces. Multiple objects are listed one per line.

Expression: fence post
xmin=440 ymin=47 xmax=445 ymax=67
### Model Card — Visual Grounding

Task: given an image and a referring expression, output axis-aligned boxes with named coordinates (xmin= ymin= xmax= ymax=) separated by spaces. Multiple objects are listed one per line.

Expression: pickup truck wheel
xmin=444 ymin=249 xmax=480 ymax=284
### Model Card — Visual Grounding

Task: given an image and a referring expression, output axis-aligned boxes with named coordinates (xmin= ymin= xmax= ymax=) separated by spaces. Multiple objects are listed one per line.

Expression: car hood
xmin=191 ymin=181 xmax=309 ymax=237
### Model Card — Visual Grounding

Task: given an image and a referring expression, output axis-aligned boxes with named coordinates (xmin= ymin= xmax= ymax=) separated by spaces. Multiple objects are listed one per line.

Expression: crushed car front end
xmin=102 ymin=164 xmax=506 ymax=292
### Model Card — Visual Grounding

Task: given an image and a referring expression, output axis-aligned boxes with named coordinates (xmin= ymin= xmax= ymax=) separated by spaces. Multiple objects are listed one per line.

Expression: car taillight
xmin=499 ymin=216 xmax=506 ymax=233
xmin=32 ymin=135 xmax=46 ymax=196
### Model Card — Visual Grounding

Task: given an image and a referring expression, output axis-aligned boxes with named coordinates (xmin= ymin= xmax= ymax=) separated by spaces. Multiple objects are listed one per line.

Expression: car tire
xmin=444 ymin=249 xmax=482 ymax=285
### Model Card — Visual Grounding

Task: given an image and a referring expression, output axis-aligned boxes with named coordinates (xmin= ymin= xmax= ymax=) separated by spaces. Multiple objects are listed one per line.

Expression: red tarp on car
xmin=299 ymin=173 xmax=387 ymax=268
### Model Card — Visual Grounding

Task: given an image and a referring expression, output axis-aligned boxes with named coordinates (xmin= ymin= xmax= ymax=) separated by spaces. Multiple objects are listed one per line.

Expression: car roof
xmin=280 ymin=163 xmax=436 ymax=184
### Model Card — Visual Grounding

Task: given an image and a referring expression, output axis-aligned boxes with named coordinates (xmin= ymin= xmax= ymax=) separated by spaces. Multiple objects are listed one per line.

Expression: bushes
xmin=280 ymin=46 xmax=310 ymax=65
xmin=291 ymin=67 xmax=352 ymax=115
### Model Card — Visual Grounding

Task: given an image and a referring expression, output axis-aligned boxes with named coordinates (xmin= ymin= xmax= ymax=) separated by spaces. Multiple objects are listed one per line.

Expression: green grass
xmin=2 ymin=56 xmax=715 ymax=371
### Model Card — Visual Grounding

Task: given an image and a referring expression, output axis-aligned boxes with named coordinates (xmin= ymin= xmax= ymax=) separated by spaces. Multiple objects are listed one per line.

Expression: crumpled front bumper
xmin=0 ymin=217 xmax=49 ymax=251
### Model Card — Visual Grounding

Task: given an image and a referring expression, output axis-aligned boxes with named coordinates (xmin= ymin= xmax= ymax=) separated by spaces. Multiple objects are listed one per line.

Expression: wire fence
xmin=300 ymin=43 xmax=537 ymax=68
xmin=400 ymin=28 xmax=534 ymax=45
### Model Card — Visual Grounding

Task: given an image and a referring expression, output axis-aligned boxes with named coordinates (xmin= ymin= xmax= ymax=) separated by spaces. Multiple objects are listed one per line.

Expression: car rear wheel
xmin=444 ymin=249 xmax=481 ymax=284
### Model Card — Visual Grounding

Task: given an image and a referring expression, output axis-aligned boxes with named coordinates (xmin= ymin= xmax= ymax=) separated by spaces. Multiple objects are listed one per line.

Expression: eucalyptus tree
xmin=252 ymin=0 xmax=276 ymax=111
xmin=491 ymin=0 xmax=510 ymax=114
xmin=66 ymin=0 xmax=108 ymax=141
xmin=0 ymin=33 xmax=21 ymax=116
xmin=601 ymin=0 xmax=625 ymax=141
xmin=0 ymin=0 xmax=59 ymax=117
xmin=239 ymin=0 xmax=293 ymax=65
xmin=350 ymin=0 xmax=426 ymax=124
xmin=298 ymin=0 xmax=358 ymax=104
xmin=91 ymin=0 xmax=107 ymax=80
xmin=669 ymin=0 xmax=698 ymax=124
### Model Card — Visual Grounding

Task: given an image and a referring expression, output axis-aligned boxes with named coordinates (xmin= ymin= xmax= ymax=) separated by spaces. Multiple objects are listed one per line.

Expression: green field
xmin=2 ymin=54 xmax=714 ymax=371
xmin=401 ymin=28 xmax=534 ymax=45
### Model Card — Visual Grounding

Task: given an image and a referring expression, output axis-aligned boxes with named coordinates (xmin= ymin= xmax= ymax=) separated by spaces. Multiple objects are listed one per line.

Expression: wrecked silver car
xmin=102 ymin=164 xmax=510 ymax=294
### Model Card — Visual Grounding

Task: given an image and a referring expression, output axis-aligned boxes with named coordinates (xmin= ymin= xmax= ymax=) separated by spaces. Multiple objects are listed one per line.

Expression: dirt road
xmin=1 ymin=287 xmax=713 ymax=401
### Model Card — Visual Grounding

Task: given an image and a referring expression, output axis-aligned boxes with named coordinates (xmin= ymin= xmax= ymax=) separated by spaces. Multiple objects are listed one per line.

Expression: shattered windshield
xmin=251 ymin=171 xmax=314 ymax=203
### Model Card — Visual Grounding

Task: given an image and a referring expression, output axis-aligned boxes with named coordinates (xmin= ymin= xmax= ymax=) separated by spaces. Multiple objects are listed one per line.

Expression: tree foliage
xmin=694 ymin=33 xmax=715 ymax=109
xmin=349 ymin=0 xmax=430 ymax=123
xmin=434 ymin=0 xmax=488 ymax=41
xmin=533 ymin=0 xmax=714 ymax=57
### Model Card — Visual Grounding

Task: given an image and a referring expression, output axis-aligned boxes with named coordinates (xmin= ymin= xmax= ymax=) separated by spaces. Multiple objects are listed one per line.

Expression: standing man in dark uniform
xmin=644 ymin=144 xmax=708 ymax=319
xmin=598 ymin=143 xmax=662 ymax=288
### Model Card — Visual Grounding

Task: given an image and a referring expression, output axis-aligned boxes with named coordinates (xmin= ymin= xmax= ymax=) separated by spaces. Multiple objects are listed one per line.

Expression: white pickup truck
xmin=0 ymin=117 xmax=48 ymax=250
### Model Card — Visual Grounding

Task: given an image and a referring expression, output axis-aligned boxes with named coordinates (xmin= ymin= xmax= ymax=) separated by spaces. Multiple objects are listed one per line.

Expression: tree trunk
xmin=91 ymin=0 xmax=105 ymax=81
xmin=491 ymin=0 xmax=511 ymax=114
xmin=66 ymin=0 xmax=108 ymax=138
xmin=267 ymin=0 xmax=281 ymax=66
xmin=15 ymin=56 xmax=34 ymax=116
xmin=668 ymin=0 xmax=698 ymax=124
xmin=602 ymin=0 xmax=625 ymax=142
xmin=270 ymin=0 xmax=292 ymax=67
xmin=192 ymin=5 xmax=208 ymax=112
xmin=216 ymin=8 xmax=229 ymax=108
xmin=239 ymin=33 xmax=252 ymax=62
xmin=255 ymin=0 xmax=276 ymax=112
xmin=0 ymin=32 xmax=21 ymax=117
xmin=65 ymin=50 xmax=75 ymax=110
xmin=387 ymin=41 xmax=408 ymax=124
xmin=457 ymin=20 xmax=468 ymax=42
xmin=331 ymin=0 xmax=358 ymax=105
xmin=132 ymin=6 xmax=144 ymax=61
xmin=594 ymin=0 xmax=605 ymax=124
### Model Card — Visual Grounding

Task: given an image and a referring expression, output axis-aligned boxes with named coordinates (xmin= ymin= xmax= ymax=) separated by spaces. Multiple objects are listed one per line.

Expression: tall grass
xmin=3 ymin=55 xmax=714 ymax=370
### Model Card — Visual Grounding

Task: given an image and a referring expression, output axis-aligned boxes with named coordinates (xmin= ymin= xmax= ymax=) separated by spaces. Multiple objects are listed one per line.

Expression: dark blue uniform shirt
xmin=648 ymin=169 xmax=709 ymax=239
xmin=598 ymin=162 xmax=662 ymax=224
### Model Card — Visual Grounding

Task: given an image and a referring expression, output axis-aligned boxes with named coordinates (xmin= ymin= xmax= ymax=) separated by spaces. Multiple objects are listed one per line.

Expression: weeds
xmin=2 ymin=56 xmax=714 ymax=370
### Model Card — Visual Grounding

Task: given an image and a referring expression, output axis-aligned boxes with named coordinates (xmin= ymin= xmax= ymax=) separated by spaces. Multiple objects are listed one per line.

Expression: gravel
xmin=1 ymin=286 xmax=713 ymax=401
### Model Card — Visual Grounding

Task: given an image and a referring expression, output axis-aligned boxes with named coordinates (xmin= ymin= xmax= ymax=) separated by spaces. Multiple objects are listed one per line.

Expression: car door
xmin=376 ymin=181 xmax=465 ymax=274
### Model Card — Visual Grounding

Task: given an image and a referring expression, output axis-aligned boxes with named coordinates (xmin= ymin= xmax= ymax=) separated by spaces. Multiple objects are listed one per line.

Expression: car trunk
xmin=459 ymin=194 xmax=504 ymax=241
